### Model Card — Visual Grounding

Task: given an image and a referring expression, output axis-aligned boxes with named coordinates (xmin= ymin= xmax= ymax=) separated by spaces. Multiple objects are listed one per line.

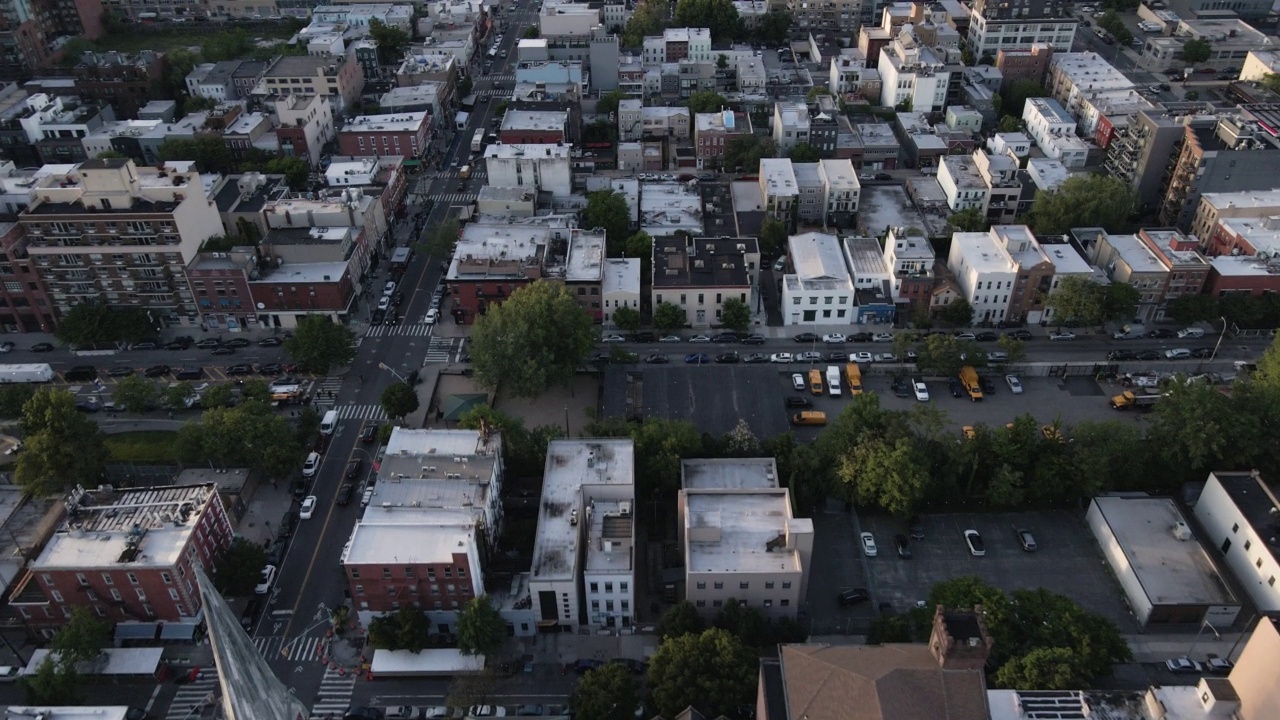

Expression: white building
xmin=829 ymin=50 xmax=868 ymax=95
xmin=987 ymin=132 xmax=1031 ymax=160
xmin=1240 ymin=49 xmax=1280 ymax=82
xmin=531 ymin=439 xmax=635 ymax=631
xmin=937 ymin=154 xmax=989 ymax=212
xmin=883 ymin=227 xmax=936 ymax=304
xmin=878 ymin=28 xmax=952 ymax=112
xmin=772 ymin=101 xmax=811 ymax=151
xmin=273 ymin=94 xmax=335 ymax=168
xmin=1193 ymin=471 xmax=1280 ymax=616
xmin=946 ymin=226 xmax=1020 ymax=323
xmin=759 ymin=158 xmax=799 ymax=221
xmin=678 ymin=458 xmax=812 ymax=619
xmin=642 ymin=27 xmax=712 ymax=64
xmin=602 ymin=258 xmax=640 ymax=328
xmin=483 ymin=144 xmax=572 ymax=196
xmin=1047 ymin=52 xmax=1153 ymax=136
xmin=968 ymin=15 xmax=1076 ymax=57
xmin=782 ymin=232 xmax=856 ymax=326
xmin=1022 ymin=97 xmax=1088 ymax=168
xmin=538 ymin=1 xmax=601 ymax=36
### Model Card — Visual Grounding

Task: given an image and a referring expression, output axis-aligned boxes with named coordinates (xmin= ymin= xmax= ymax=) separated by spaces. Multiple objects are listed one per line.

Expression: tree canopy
xmin=55 ymin=302 xmax=154 ymax=346
xmin=583 ymin=190 xmax=633 ymax=255
xmin=368 ymin=18 xmax=411 ymax=64
xmin=686 ymin=90 xmax=729 ymax=114
xmin=175 ymin=400 xmax=307 ymax=477
xmin=787 ymin=143 xmax=820 ymax=163
xmin=468 ymin=281 xmax=596 ymax=397
xmin=380 ymin=382 xmax=420 ymax=420
xmin=938 ymin=297 xmax=974 ymax=327
xmin=946 ymin=207 xmax=988 ymax=233
xmin=457 ymin=596 xmax=507 ymax=657
xmin=420 ymin=217 xmax=462 ymax=260
xmin=1181 ymin=38 xmax=1211 ymax=64
xmin=1028 ymin=174 xmax=1135 ymax=235
xmin=51 ymin=607 xmax=110 ymax=666
xmin=367 ymin=607 xmax=432 ymax=653
xmin=720 ymin=297 xmax=751 ymax=333
xmin=213 ymin=538 xmax=268 ymax=597
xmin=674 ymin=0 xmax=742 ymax=41
xmin=760 ymin=218 xmax=788 ymax=257
xmin=657 ymin=601 xmax=706 ymax=639
xmin=648 ymin=628 xmax=756 ymax=718
xmin=572 ymin=663 xmax=639 ymax=720
xmin=622 ymin=0 xmax=671 ymax=46
xmin=723 ymin=135 xmax=776 ymax=173
xmin=16 ymin=388 xmax=108 ymax=497
xmin=284 ymin=315 xmax=357 ymax=374
xmin=755 ymin=10 xmax=792 ymax=46
xmin=654 ymin=302 xmax=687 ymax=333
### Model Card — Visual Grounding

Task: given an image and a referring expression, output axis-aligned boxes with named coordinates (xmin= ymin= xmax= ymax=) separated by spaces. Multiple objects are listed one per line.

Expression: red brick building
xmin=338 ymin=111 xmax=430 ymax=160
xmin=1206 ymin=255 xmax=1280 ymax=297
xmin=72 ymin=50 xmax=167 ymax=119
xmin=498 ymin=109 xmax=568 ymax=145
xmin=344 ymin=523 xmax=482 ymax=616
xmin=8 ymin=484 xmax=233 ymax=637
xmin=0 ymin=221 xmax=55 ymax=332
xmin=185 ymin=249 xmax=259 ymax=331
xmin=446 ymin=224 xmax=549 ymax=324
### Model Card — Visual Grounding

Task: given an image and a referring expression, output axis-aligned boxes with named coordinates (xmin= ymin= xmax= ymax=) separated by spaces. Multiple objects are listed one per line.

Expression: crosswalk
xmin=486 ymin=73 xmax=515 ymax=82
xmin=315 ymin=377 xmax=344 ymax=395
xmin=427 ymin=192 xmax=479 ymax=204
xmin=310 ymin=667 xmax=359 ymax=720
xmin=165 ymin=673 xmax=220 ymax=720
xmin=336 ymin=404 xmax=388 ymax=421
xmin=252 ymin=635 xmax=328 ymax=662
xmin=435 ymin=168 xmax=487 ymax=179
xmin=426 ymin=336 xmax=459 ymax=363
xmin=365 ymin=323 xmax=436 ymax=338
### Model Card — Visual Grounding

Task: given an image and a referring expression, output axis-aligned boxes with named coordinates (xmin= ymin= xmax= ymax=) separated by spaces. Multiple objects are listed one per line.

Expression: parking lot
xmin=804 ymin=508 xmax=1136 ymax=635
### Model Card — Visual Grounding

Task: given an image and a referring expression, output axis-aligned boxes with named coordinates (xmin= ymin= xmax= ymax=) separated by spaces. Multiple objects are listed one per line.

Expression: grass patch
xmin=105 ymin=430 xmax=184 ymax=463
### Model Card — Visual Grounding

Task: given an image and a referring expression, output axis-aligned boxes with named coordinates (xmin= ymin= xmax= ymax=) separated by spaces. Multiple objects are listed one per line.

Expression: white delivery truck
xmin=825 ymin=365 xmax=842 ymax=397
xmin=0 ymin=363 xmax=55 ymax=383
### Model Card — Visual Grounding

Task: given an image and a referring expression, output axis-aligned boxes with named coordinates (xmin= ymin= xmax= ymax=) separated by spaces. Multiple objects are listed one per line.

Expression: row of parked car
xmin=344 ymin=703 xmax=569 ymax=719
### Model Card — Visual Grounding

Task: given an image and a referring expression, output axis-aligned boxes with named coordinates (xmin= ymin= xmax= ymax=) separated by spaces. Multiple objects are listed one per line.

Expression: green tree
xmin=572 ymin=663 xmax=639 ymax=720
xmin=16 ymin=388 xmax=108 ymax=497
xmin=787 ymin=143 xmax=820 ymax=162
xmin=1001 ymin=79 xmax=1049 ymax=119
xmin=380 ymin=382 xmax=419 ymax=420
xmin=720 ymin=297 xmax=751 ymax=333
xmin=1042 ymin=276 xmax=1104 ymax=327
xmin=19 ymin=657 xmax=83 ymax=706
xmin=420 ymin=217 xmax=461 ymax=260
xmin=469 ymin=281 xmax=595 ymax=397
xmin=1254 ymin=334 xmax=1280 ymax=393
xmin=212 ymin=537 xmax=268 ymax=597
xmin=712 ymin=598 xmax=768 ymax=648
xmin=583 ymin=190 xmax=633 ymax=255
xmin=624 ymin=230 xmax=653 ymax=281
xmin=996 ymin=334 xmax=1028 ymax=365
xmin=622 ymin=0 xmax=671 ymax=47
xmin=756 ymin=9 xmax=792 ymax=46
xmin=1099 ymin=282 xmax=1141 ymax=325
xmin=51 ymin=607 xmax=110 ymax=666
xmin=674 ymin=0 xmax=742 ymax=40
xmin=156 ymin=136 xmax=236 ymax=174
xmin=368 ymin=18 xmax=410 ymax=63
xmin=654 ymin=302 xmax=687 ymax=333
xmin=1180 ymin=38 xmax=1211 ymax=64
xmin=760 ymin=218 xmax=788 ymax=257
xmin=367 ymin=606 xmax=432 ymax=653
xmin=657 ymin=600 xmax=706 ymax=639
xmin=285 ymin=315 xmax=357 ymax=374
xmin=264 ymin=156 xmax=309 ymax=189
xmin=163 ymin=381 xmax=195 ymax=411
xmin=914 ymin=334 xmax=968 ymax=376
xmin=612 ymin=305 xmax=642 ymax=334
xmin=994 ymin=646 xmax=1091 ymax=690
xmin=648 ymin=628 xmax=756 ymax=718
xmin=201 ymin=383 xmax=235 ymax=409
xmin=457 ymin=596 xmax=506 ymax=657
xmin=720 ymin=419 xmax=761 ymax=457
xmin=686 ymin=90 xmax=728 ymax=114
xmin=0 ymin=384 xmax=34 ymax=418
xmin=947 ymin=207 xmax=989 ymax=233
xmin=1028 ymin=174 xmax=1135 ymax=235
xmin=522 ymin=25 xmax=540 ymax=38
xmin=1146 ymin=380 xmax=1238 ymax=482
xmin=717 ymin=53 xmax=729 ymax=70
xmin=939 ymin=297 xmax=974 ymax=326
xmin=723 ymin=134 xmax=776 ymax=173
xmin=112 ymin=375 xmax=160 ymax=413
xmin=1262 ymin=73 xmax=1280 ymax=94
xmin=630 ymin=418 xmax=704 ymax=498
xmin=835 ymin=435 xmax=929 ymax=515
xmin=55 ymin=302 xmax=154 ymax=345
xmin=1167 ymin=293 xmax=1218 ymax=325
xmin=998 ymin=115 xmax=1023 ymax=133
xmin=597 ymin=90 xmax=628 ymax=119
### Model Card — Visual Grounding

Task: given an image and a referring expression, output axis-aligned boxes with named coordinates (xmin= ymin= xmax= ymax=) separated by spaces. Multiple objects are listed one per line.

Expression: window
xmin=621 ymin=600 xmax=629 ymax=612
xmin=605 ymin=582 xmax=613 ymax=593
xmin=76 ymin=573 xmax=88 ymax=586
xmin=620 ymin=582 xmax=628 ymax=593
xmin=161 ymin=572 xmax=172 ymax=584
xmin=127 ymin=573 xmax=139 ymax=585
xmin=110 ymin=589 xmax=121 ymax=601
xmin=763 ymin=599 xmax=772 ymax=607
xmin=355 ymin=585 xmax=365 ymax=596
xmin=383 ymin=568 xmax=392 ymax=579
xmin=765 ymin=581 xmax=774 ymax=589
xmin=739 ymin=582 xmax=749 ymax=590
xmin=697 ymin=600 xmax=706 ymax=607
xmin=696 ymin=582 xmax=706 ymax=590
xmin=135 ymin=588 xmax=146 ymax=601
xmin=714 ymin=581 xmax=723 ymax=590
xmin=351 ymin=569 xmax=360 ymax=579
xmin=590 ymin=582 xmax=598 ymax=593
xmin=780 ymin=599 xmax=790 ymax=606
xmin=1233 ymin=523 xmax=1240 ymax=533
xmin=713 ymin=600 xmax=723 ymax=608
xmin=592 ymin=601 xmax=600 ymax=612
xmin=169 ymin=588 xmax=180 ymax=600
xmin=782 ymin=581 xmax=791 ymax=589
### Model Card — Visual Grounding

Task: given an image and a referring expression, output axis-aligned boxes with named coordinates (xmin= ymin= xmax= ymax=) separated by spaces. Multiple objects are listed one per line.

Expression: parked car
xmin=1190 ymin=347 xmax=1216 ymax=359
xmin=979 ymin=375 xmax=996 ymax=395
xmin=743 ymin=353 xmax=768 ymax=363
xmin=225 ymin=364 xmax=253 ymax=376
xmin=131 ymin=341 xmax=158 ymax=351
xmin=345 ymin=459 xmax=363 ymax=480
xmin=963 ymin=529 xmax=985 ymax=556
xmin=912 ymin=379 xmax=929 ymax=401
xmin=791 ymin=373 xmax=805 ymax=390
xmin=711 ymin=333 xmax=739 ymax=343
xmin=258 ymin=337 xmax=283 ymax=347
xmin=302 ymin=451 xmax=321 ymax=478
xmin=195 ymin=338 xmax=221 ymax=349
xmin=107 ymin=366 xmax=135 ymax=377
xmin=742 ymin=334 xmax=765 ymax=345
xmin=872 ymin=333 xmax=894 ymax=342
xmin=224 ymin=338 xmax=251 ymax=348
xmin=1014 ymin=527 xmax=1037 ymax=551
xmin=659 ymin=335 xmax=683 ymax=343
xmin=785 ymin=396 xmax=812 ymax=408
xmin=837 ymin=588 xmax=870 ymax=605
xmin=714 ymin=352 xmax=740 ymax=364
xmin=684 ymin=353 xmax=711 ymax=364
xmin=1006 ymin=375 xmax=1023 ymax=394
xmin=211 ymin=347 xmax=235 ymax=356
xmin=953 ymin=332 xmax=976 ymax=341
xmin=299 ymin=495 xmax=317 ymax=520
xmin=360 ymin=424 xmax=378 ymax=443
xmin=1048 ymin=331 xmax=1076 ymax=341
xmin=254 ymin=565 xmax=277 ymax=594
xmin=793 ymin=333 xmax=819 ymax=343
xmin=30 ymin=342 xmax=54 ymax=352
xmin=1165 ymin=348 xmax=1192 ymax=360
xmin=860 ymin=531 xmax=878 ymax=557
xmin=908 ymin=516 xmax=925 ymax=540
xmin=822 ymin=333 xmax=846 ymax=344
xmin=1108 ymin=350 xmax=1136 ymax=361
xmin=689 ymin=335 xmax=712 ymax=343
xmin=975 ymin=331 xmax=998 ymax=342
xmin=1004 ymin=330 xmax=1033 ymax=340
xmin=1205 ymin=657 xmax=1234 ymax=675
xmin=1165 ymin=657 xmax=1203 ymax=674
xmin=893 ymin=534 xmax=912 ymax=558
xmin=826 ymin=352 xmax=848 ymax=362
xmin=1136 ymin=350 xmax=1161 ymax=361
xmin=798 ymin=351 xmax=823 ymax=361
xmin=853 ymin=351 xmax=873 ymax=363
xmin=948 ymin=377 xmax=964 ymax=398
xmin=336 ymin=484 xmax=355 ymax=506
xmin=601 ymin=334 xmax=626 ymax=343
xmin=644 ymin=354 xmax=670 ymax=364
xmin=770 ymin=352 xmax=794 ymax=363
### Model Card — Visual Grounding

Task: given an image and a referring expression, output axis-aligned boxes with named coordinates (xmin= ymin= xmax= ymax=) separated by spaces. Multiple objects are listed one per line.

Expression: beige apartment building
xmin=678 ymin=458 xmax=812 ymax=619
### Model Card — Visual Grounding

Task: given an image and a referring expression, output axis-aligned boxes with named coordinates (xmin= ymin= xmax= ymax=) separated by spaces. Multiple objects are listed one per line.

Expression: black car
xmin=175 ymin=368 xmax=204 ymax=381
xmin=1136 ymin=350 xmax=1161 ymax=361
xmin=211 ymin=347 xmax=235 ymax=356
xmin=266 ymin=538 xmax=287 ymax=565
xmin=384 ymin=314 xmax=401 ymax=326
xmin=64 ymin=365 xmax=97 ymax=382
xmin=837 ymin=588 xmax=870 ymax=605
xmin=258 ymin=337 xmax=283 ymax=348
xmin=360 ymin=424 xmax=378 ymax=443
xmin=1004 ymin=330 xmax=1033 ymax=340
xmin=1108 ymin=350 xmax=1136 ymax=361
xmin=343 ymin=708 xmax=385 ymax=720
xmin=164 ymin=340 xmax=189 ymax=350
xmin=979 ymin=376 xmax=996 ymax=395
xmin=258 ymin=363 xmax=283 ymax=376
xmin=75 ymin=400 xmax=100 ymax=413
xmin=975 ymin=331 xmax=998 ymax=342
xmin=875 ymin=172 xmax=892 ymax=181
xmin=391 ymin=291 xmax=405 ymax=307
xmin=195 ymin=338 xmax=221 ymax=349
xmin=827 ymin=351 xmax=848 ymax=362
xmin=892 ymin=376 xmax=911 ymax=397
xmin=107 ymin=366 xmax=135 ymax=377
xmin=572 ymin=659 xmax=603 ymax=674
xmin=31 ymin=342 xmax=54 ymax=352
xmin=223 ymin=338 xmax=251 ymax=349
xmin=590 ymin=352 xmax=610 ymax=363
xmin=1190 ymin=347 xmax=1216 ymax=359
xmin=336 ymin=483 xmax=355 ymax=506
xmin=948 ymin=377 xmax=964 ymax=398
xmin=225 ymin=364 xmax=253 ymax=376
xmin=345 ymin=459 xmax=363 ymax=480
xmin=893 ymin=534 xmax=912 ymax=558
xmin=908 ymin=515 xmax=925 ymax=540
xmin=632 ymin=331 xmax=655 ymax=343
xmin=131 ymin=341 xmax=158 ymax=351
xmin=143 ymin=364 xmax=171 ymax=378
xmin=370 ymin=309 xmax=385 ymax=324
xmin=785 ymin=396 xmax=812 ymax=408
xmin=742 ymin=334 xmax=765 ymax=345
xmin=711 ymin=333 xmax=739 ymax=343
xmin=714 ymin=352 xmax=740 ymax=363
xmin=644 ymin=354 xmax=669 ymax=364
xmin=849 ymin=332 xmax=872 ymax=343
xmin=793 ymin=333 xmax=819 ymax=343
xmin=1147 ymin=328 xmax=1176 ymax=339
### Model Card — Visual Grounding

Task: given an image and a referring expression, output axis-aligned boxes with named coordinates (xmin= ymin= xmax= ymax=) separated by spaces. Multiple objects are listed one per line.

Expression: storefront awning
xmin=402 ymin=159 xmax=421 ymax=167
xmin=114 ymin=622 xmax=157 ymax=642
xmin=159 ymin=622 xmax=199 ymax=640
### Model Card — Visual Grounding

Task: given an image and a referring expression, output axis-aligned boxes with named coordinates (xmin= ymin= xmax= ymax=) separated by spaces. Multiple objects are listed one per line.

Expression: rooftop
xmin=653 ymin=236 xmax=758 ymax=289
xmin=788 ymin=232 xmax=853 ymax=291
xmin=1024 ymin=157 xmax=1073 ymax=191
xmin=565 ymin=230 xmax=606 ymax=282
xmin=345 ymin=521 xmax=476 ymax=566
xmin=1 ymin=708 xmax=131 ymax=720
xmin=341 ymin=111 xmax=428 ymax=133
xmin=502 ymin=109 xmax=568 ymax=132
xmin=1202 ymin=188 xmax=1280 ymax=211
xmin=941 ymin=155 xmax=985 ymax=188
xmin=447 ymin=223 xmax=549 ymax=280
xmin=378 ymin=428 xmax=502 ymax=486
xmin=1210 ymin=471 xmax=1280 ymax=570
xmin=532 ymin=439 xmax=635 ymax=582
xmin=1051 ymin=52 xmax=1135 ymax=93
xmin=844 ymin=236 xmax=890 ymax=277
xmin=952 ymin=231 xmax=1018 ymax=274
xmin=1209 ymin=254 xmax=1280 ymax=277
xmin=583 ymin=500 xmax=633 ymax=575
xmin=1040 ymin=238 xmax=1092 ymax=274
xmin=1091 ymin=495 xmax=1235 ymax=606
xmin=1104 ymin=233 xmax=1166 ymax=273
xmin=602 ymin=258 xmax=640 ymax=296
xmin=1026 ymin=97 xmax=1075 ymax=125
xmin=33 ymin=484 xmax=220 ymax=570
xmin=761 ymin=158 xmax=798 ymax=197
xmin=639 ymin=182 xmax=703 ymax=235
xmin=684 ymin=490 xmax=802 ymax=574
xmin=682 ymin=458 xmax=780 ymax=491
xmin=484 ymin=143 xmax=571 ymax=160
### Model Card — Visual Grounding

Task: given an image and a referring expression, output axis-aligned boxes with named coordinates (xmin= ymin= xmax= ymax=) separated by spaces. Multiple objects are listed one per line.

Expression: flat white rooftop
xmin=484 ymin=143 xmax=570 ymax=160
xmin=345 ymin=520 xmax=474 ymax=566
xmin=1201 ymin=188 xmax=1280 ymax=212
xmin=1092 ymin=495 xmax=1234 ymax=605
xmin=685 ymin=492 xmax=802 ymax=574
xmin=379 ymin=427 xmax=501 ymax=483
xmin=502 ymin=109 xmax=568 ymax=132
xmin=789 ymin=232 xmax=852 ymax=287
xmin=1105 ymin=233 xmax=1166 ymax=273
xmin=1041 ymin=240 xmax=1092 ymax=275
xmin=583 ymin=500 xmax=633 ymax=574
xmin=343 ymin=111 xmax=428 ymax=133
xmin=952 ymin=231 xmax=1018 ymax=275
xmin=565 ymin=230 xmax=605 ymax=282
xmin=602 ymin=258 xmax=640 ymax=296
xmin=760 ymin=158 xmax=798 ymax=197
xmin=532 ymin=439 xmax=634 ymax=583
xmin=2 ymin=708 xmax=131 ymax=720
xmin=682 ymin=458 xmax=780 ymax=491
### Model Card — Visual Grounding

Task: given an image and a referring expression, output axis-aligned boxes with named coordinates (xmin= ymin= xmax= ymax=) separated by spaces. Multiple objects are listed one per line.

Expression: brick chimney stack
xmin=928 ymin=605 xmax=994 ymax=671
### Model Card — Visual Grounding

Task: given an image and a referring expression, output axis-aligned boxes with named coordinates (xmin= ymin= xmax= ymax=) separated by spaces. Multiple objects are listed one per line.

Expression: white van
xmin=1177 ymin=327 xmax=1205 ymax=339
xmin=825 ymin=366 xmax=842 ymax=397
xmin=320 ymin=409 xmax=338 ymax=435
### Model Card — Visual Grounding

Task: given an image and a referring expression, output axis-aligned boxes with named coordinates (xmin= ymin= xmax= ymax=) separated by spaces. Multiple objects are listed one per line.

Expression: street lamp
xmin=1188 ymin=619 xmax=1221 ymax=658
xmin=1211 ymin=315 xmax=1228 ymax=361
xmin=377 ymin=362 xmax=407 ymax=383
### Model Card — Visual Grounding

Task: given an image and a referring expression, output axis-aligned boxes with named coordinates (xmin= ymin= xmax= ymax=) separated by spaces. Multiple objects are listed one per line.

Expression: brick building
xmin=72 ymin=51 xmax=167 ymax=119
xmin=0 ymin=220 xmax=55 ymax=332
xmin=7 ymin=484 xmax=233 ymax=637
xmin=337 ymin=111 xmax=430 ymax=160
xmin=498 ymin=109 xmax=568 ymax=145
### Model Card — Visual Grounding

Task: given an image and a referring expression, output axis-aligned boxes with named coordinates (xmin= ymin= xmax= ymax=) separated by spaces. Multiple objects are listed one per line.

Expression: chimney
xmin=927 ymin=605 xmax=993 ymax=670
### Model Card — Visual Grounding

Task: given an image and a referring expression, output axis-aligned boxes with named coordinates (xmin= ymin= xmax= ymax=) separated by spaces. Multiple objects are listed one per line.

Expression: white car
xmin=874 ymin=352 xmax=897 ymax=363
xmin=853 ymin=351 xmax=873 ymax=363
xmin=953 ymin=332 xmax=976 ymax=341
xmin=469 ymin=707 xmax=508 ymax=717
xmin=1165 ymin=348 xmax=1191 ymax=360
xmin=689 ymin=335 xmax=712 ymax=343
xmin=791 ymin=373 xmax=805 ymax=390
xmin=822 ymin=333 xmax=846 ymax=344
xmin=361 ymin=487 xmax=375 ymax=508
xmin=422 ymin=709 xmax=450 ymax=720
xmin=797 ymin=351 xmax=823 ymax=361
xmin=1048 ymin=331 xmax=1076 ymax=341
xmin=602 ymin=334 xmax=626 ymax=343
xmin=1006 ymin=375 xmax=1023 ymax=394
xmin=872 ymin=333 xmax=894 ymax=342
xmin=964 ymin=529 xmax=985 ymax=557
xmin=382 ymin=281 xmax=397 ymax=297
xmin=255 ymin=565 xmax=277 ymax=594
xmin=377 ymin=295 xmax=391 ymax=311
xmin=299 ymin=495 xmax=317 ymax=520
xmin=770 ymin=352 xmax=794 ymax=363
xmin=425 ymin=308 xmax=439 ymax=325
xmin=860 ymin=532 xmax=878 ymax=557
xmin=912 ymin=380 xmax=929 ymax=401
xmin=659 ymin=335 xmax=683 ymax=343
xmin=1165 ymin=657 xmax=1203 ymax=674
xmin=302 ymin=451 xmax=320 ymax=478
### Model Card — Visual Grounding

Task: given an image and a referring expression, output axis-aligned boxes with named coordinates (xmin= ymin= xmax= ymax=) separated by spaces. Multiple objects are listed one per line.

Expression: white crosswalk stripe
xmin=315 ymin=377 xmax=344 ymax=395
xmin=365 ymin=324 xmax=435 ymax=338
xmin=486 ymin=73 xmax=515 ymax=82
xmin=279 ymin=635 xmax=325 ymax=662
xmin=425 ymin=336 xmax=457 ymax=363
xmin=311 ymin=667 xmax=359 ymax=720
xmin=252 ymin=635 xmax=283 ymax=659
xmin=427 ymin=192 xmax=479 ymax=203
xmin=165 ymin=675 xmax=220 ymax=720
xmin=435 ymin=169 xmax=487 ymax=180
xmin=337 ymin=404 xmax=388 ymax=421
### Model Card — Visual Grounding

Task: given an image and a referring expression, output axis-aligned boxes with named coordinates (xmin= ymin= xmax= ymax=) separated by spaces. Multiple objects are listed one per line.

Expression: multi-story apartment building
xmin=186 ymin=61 xmax=243 ymax=102
xmin=602 ymin=257 xmax=640 ymax=328
xmin=254 ymin=54 xmax=364 ymax=115
xmin=71 ymin=51 xmax=167 ymax=120
xmin=694 ymin=110 xmax=752 ymax=170
xmin=772 ymin=101 xmax=811 ymax=152
xmin=679 ymin=458 xmax=812 ymax=620
xmin=642 ymin=28 xmax=712 ymax=64
xmin=1192 ymin=188 xmax=1280 ymax=252
xmin=1047 ymin=52 xmax=1155 ymax=138
xmin=967 ymin=0 xmax=1076 ymax=58
xmin=995 ymin=44 xmax=1054 ymax=92
xmin=788 ymin=158 xmax=861 ymax=227
xmin=1022 ymin=97 xmax=1088 ymax=168
xmin=829 ymin=51 xmax=867 ymax=97
xmin=0 ymin=0 xmax=102 ymax=79
xmin=0 ymin=93 xmax=113 ymax=167
xmin=0 ymin=218 xmax=54 ymax=331
xmin=1104 ymin=110 xmax=1210 ymax=212
xmin=651 ymin=235 xmax=760 ymax=328
xmin=937 ymin=154 xmax=988 ymax=213
xmin=1088 ymin=228 xmax=1209 ymax=322
xmin=946 ymin=226 xmax=1020 ymax=324
xmin=781 ymin=231 xmax=855 ymax=326
xmin=484 ymin=143 xmax=572 ymax=196
xmin=760 ymin=158 xmax=797 ymax=222
xmin=8 ymin=483 xmax=232 ymax=636
xmin=878 ymin=32 xmax=951 ymax=112
xmin=273 ymin=94 xmax=336 ymax=168
xmin=883 ymin=226 xmax=936 ymax=311
xmin=618 ymin=101 xmax=691 ymax=141
xmin=19 ymin=159 xmax=222 ymax=327
xmin=337 ymin=111 xmax=430 ymax=160
xmin=790 ymin=0 xmax=862 ymax=36
xmin=1158 ymin=117 xmax=1280 ymax=229
xmin=531 ymin=439 xmax=635 ymax=632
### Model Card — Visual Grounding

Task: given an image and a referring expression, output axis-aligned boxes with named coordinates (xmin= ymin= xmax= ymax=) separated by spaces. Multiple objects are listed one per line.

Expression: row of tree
xmin=620 ymin=0 xmax=792 ymax=47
